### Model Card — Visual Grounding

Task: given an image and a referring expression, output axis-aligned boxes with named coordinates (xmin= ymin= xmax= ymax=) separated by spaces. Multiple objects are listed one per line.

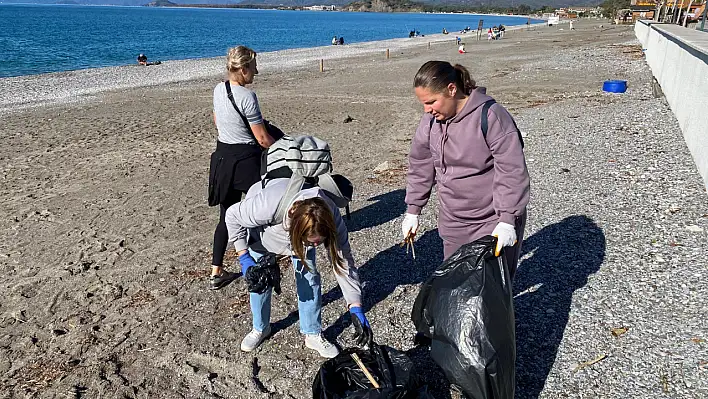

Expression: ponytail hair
xmin=288 ymin=198 xmax=344 ymax=274
xmin=413 ymin=61 xmax=476 ymax=95
xmin=226 ymin=45 xmax=256 ymax=74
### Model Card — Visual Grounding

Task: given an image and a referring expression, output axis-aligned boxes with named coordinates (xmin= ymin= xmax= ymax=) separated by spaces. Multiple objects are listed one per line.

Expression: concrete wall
xmin=635 ymin=20 xmax=708 ymax=190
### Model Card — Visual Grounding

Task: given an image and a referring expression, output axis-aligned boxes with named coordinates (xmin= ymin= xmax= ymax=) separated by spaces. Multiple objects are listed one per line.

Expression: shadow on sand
xmin=345 ymin=189 xmax=406 ymax=233
xmin=513 ymin=215 xmax=605 ymax=398
xmin=272 ymin=199 xmax=605 ymax=398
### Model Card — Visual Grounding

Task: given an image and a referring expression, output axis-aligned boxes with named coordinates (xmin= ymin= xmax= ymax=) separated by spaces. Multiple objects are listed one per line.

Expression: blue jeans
xmin=248 ymin=247 xmax=322 ymax=335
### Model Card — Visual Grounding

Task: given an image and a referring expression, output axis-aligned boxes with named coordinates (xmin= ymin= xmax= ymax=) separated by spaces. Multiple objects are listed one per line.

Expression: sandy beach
xmin=0 ymin=22 xmax=543 ymax=115
xmin=1 ymin=18 xmax=707 ymax=398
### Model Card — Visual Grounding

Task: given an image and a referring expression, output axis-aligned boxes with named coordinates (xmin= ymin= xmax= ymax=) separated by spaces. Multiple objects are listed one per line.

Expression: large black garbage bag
xmin=313 ymin=345 xmax=433 ymax=399
xmin=411 ymin=235 xmax=515 ymax=399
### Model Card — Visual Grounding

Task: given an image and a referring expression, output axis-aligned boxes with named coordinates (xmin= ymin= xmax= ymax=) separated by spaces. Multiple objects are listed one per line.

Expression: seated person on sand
xmin=442 ymin=28 xmax=448 ymax=34
xmin=332 ymin=36 xmax=338 ymax=45
xmin=338 ymin=36 xmax=344 ymax=45
xmin=458 ymin=44 xmax=466 ymax=54
xmin=137 ymin=53 xmax=161 ymax=66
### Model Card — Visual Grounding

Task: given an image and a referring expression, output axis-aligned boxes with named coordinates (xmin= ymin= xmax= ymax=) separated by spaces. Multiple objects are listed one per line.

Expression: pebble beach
xmin=1 ymin=18 xmax=706 ymax=398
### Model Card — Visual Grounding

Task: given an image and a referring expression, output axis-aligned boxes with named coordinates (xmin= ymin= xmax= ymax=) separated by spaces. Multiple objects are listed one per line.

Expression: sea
xmin=0 ymin=4 xmax=540 ymax=78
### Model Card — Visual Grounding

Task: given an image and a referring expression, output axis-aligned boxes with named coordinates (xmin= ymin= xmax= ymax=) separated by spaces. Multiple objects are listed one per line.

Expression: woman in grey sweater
xmin=225 ymin=179 xmax=371 ymax=358
xmin=208 ymin=46 xmax=276 ymax=290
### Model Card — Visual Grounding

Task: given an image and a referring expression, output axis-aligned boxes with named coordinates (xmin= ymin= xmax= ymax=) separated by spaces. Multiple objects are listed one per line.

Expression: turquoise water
xmin=0 ymin=4 xmax=538 ymax=78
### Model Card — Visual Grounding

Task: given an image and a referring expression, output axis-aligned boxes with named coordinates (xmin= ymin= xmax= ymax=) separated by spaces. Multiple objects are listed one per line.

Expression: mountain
xmin=243 ymin=0 xmax=601 ymax=8
xmin=144 ymin=0 xmax=177 ymax=5
xmin=1 ymin=0 xmax=601 ymax=8
xmin=343 ymin=0 xmax=425 ymax=12
xmin=0 ymin=0 xmax=242 ymax=5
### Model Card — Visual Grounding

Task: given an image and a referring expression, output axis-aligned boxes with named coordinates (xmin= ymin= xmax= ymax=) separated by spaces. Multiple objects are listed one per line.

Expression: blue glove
xmin=350 ymin=306 xmax=370 ymax=327
xmin=349 ymin=306 xmax=373 ymax=347
xmin=239 ymin=252 xmax=257 ymax=275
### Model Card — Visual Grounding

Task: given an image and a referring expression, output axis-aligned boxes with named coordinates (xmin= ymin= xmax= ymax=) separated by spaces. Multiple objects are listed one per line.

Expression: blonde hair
xmin=288 ymin=198 xmax=344 ymax=274
xmin=226 ymin=45 xmax=256 ymax=74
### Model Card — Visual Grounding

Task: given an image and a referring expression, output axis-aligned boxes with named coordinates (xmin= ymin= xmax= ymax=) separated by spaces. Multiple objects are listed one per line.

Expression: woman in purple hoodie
xmin=402 ymin=61 xmax=530 ymax=276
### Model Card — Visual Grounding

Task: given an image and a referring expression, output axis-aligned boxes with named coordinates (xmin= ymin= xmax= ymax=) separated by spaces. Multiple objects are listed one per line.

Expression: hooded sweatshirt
xmin=225 ymin=178 xmax=361 ymax=305
xmin=405 ymin=87 xmax=530 ymax=230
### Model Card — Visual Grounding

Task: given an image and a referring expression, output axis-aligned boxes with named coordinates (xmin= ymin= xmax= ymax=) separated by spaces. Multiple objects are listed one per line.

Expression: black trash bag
xmin=411 ymin=235 xmax=515 ymax=399
xmin=313 ymin=345 xmax=433 ymax=399
xmin=245 ymin=253 xmax=282 ymax=295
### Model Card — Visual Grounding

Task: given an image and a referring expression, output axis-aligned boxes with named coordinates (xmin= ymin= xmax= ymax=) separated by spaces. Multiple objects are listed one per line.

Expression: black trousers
xmin=208 ymin=141 xmax=262 ymax=267
xmin=211 ymin=191 xmax=244 ymax=267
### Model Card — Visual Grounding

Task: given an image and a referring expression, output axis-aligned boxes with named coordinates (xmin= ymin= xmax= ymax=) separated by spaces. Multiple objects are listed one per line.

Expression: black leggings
xmin=211 ymin=192 xmax=243 ymax=267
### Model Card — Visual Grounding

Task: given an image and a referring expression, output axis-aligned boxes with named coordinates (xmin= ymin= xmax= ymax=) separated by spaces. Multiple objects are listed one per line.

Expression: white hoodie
xmin=225 ymin=178 xmax=361 ymax=305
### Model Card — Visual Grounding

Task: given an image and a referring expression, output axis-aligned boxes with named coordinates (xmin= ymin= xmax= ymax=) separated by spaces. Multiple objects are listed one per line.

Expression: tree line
xmin=342 ymin=0 xmax=597 ymax=16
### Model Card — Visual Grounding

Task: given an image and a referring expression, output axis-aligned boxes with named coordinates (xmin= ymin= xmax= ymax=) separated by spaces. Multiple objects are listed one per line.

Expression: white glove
xmin=492 ymin=222 xmax=517 ymax=257
xmin=401 ymin=213 xmax=419 ymax=239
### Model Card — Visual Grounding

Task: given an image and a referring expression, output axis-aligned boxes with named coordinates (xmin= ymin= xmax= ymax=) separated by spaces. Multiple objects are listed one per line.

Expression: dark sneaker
xmin=209 ymin=270 xmax=238 ymax=290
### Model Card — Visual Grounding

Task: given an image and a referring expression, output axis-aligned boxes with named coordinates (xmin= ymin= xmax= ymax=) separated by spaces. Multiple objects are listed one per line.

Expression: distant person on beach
xmin=456 ymin=36 xmax=461 ymax=45
xmin=225 ymin=188 xmax=372 ymax=358
xmin=492 ymin=26 xmax=500 ymax=39
xmin=332 ymin=36 xmax=338 ymax=45
xmin=442 ymin=28 xmax=448 ymax=34
xmin=402 ymin=61 xmax=529 ymax=276
xmin=499 ymin=24 xmax=506 ymax=37
xmin=136 ymin=53 xmax=161 ymax=66
xmin=208 ymin=45 xmax=277 ymax=290
xmin=338 ymin=36 xmax=344 ymax=45
xmin=458 ymin=44 xmax=466 ymax=53
xmin=569 ymin=20 xmax=575 ymax=30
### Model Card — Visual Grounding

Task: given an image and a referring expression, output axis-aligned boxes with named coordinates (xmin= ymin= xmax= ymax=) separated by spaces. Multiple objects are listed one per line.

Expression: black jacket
xmin=208 ymin=141 xmax=261 ymax=206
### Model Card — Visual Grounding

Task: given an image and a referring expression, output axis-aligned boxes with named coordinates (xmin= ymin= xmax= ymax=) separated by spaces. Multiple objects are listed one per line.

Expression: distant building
xmin=627 ymin=1 xmax=656 ymax=21
xmin=303 ymin=5 xmax=336 ymax=11
xmin=567 ymin=6 xmax=602 ymax=16
xmin=650 ymin=0 xmax=706 ymax=23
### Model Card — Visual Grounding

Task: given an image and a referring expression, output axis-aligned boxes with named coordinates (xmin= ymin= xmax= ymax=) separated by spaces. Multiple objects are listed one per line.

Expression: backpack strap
xmin=224 ymin=81 xmax=257 ymax=142
xmin=481 ymin=99 xmax=496 ymax=139
xmin=272 ymin=175 xmax=307 ymax=224
xmin=262 ymin=166 xmax=293 ymax=189
xmin=480 ymin=99 xmax=525 ymax=148
xmin=271 ymin=173 xmax=352 ymax=223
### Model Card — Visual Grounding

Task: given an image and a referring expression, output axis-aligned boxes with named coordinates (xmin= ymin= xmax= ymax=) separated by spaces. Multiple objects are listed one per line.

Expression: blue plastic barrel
xmin=603 ymin=80 xmax=627 ymax=93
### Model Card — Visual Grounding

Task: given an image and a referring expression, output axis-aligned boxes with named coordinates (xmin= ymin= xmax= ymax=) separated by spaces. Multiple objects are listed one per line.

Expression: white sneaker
xmin=304 ymin=334 xmax=339 ymax=358
xmin=240 ymin=326 xmax=271 ymax=352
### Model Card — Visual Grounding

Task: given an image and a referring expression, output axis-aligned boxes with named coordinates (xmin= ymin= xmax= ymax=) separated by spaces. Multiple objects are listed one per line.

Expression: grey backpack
xmin=261 ymin=135 xmax=353 ymax=223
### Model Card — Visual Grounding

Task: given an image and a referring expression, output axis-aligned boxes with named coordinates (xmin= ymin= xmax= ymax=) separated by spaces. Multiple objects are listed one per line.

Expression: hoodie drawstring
xmin=440 ymin=121 xmax=450 ymax=174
